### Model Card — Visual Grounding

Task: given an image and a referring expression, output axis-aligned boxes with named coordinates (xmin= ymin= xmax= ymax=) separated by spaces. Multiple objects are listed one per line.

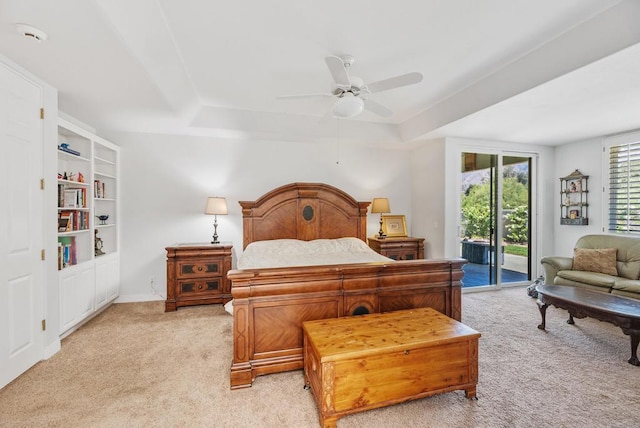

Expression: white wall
xmin=552 ymin=137 xmax=604 ymax=256
xmin=410 ymin=138 xmax=446 ymax=258
xmin=113 ymin=132 xmax=414 ymax=301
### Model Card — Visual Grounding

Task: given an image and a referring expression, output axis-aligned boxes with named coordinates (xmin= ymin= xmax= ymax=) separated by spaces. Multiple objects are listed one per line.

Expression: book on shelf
xmin=58 ymin=214 xmax=71 ymax=232
xmin=58 ymin=143 xmax=81 ymax=156
xmin=57 ymin=236 xmax=77 ymax=269
xmin=57 ymin=242 xmax=63 ymax=270
xmin=57 ymin=184 xmax=64 ymax=207
xmin=94 ymin=180 xmax=106 ymax=198
xmin=61 ymin=187 xmax=87 ymax=208
xmin=58 ymin=210 xmax=88 ymax=232
xmin=62 ymin=189 xmax=77 ymax=207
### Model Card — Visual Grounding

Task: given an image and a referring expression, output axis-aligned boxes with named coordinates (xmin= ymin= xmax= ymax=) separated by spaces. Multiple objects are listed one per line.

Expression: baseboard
xmin=115 ymin=293 xmax=164 ymax=303
xmin=43 ymin=340 xmax=61 ymax=359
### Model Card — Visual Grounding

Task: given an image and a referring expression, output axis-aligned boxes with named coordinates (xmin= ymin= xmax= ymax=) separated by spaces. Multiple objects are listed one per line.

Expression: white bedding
xmin=236 ymin=237 xmax=392 ymax=270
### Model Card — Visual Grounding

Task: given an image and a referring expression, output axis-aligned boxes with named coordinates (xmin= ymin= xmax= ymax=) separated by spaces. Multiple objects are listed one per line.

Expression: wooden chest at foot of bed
xmin=302 ymin=307 xmax=480 ymax=428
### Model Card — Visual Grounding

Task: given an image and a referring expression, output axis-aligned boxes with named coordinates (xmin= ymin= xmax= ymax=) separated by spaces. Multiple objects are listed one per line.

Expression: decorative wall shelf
xmin=560 ymin=169 xmax=588 ymax=225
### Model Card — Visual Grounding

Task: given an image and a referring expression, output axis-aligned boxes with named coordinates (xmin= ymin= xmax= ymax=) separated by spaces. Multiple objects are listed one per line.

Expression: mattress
xmin=237 ymin=237 xmax=392 ymax=270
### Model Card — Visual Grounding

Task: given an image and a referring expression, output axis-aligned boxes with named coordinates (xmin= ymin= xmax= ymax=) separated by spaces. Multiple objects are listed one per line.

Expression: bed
xmin=228 ymin=182 xmax=465 ymax=389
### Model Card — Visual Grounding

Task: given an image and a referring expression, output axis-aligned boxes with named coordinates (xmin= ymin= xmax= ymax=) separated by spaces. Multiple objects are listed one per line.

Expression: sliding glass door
xmin=459 ymin=152 xmax=532 ymax=288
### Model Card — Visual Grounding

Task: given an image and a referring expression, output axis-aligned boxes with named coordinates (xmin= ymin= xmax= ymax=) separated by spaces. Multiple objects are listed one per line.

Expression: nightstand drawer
xmin=367 ymin=236 xmax=425 ymax=260
xmin=385 ymin=250 xmax=417 ymax=261
xmin=381 ymin=242 xmax=415 ymax=250
xmin=177 ymin=260 xmax=221 ymax=278
xmin=178 ymin=278 xmax=220 ymax=295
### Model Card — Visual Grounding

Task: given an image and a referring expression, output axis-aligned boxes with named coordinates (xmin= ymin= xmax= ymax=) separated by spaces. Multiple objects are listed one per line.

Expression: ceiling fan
xmin=278 ymin=55 xmax=423 ymax=119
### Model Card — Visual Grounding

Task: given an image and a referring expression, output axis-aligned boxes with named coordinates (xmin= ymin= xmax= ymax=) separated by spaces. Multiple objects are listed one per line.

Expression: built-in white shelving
xmin=57 ymin=117 xmax=120 ymax=336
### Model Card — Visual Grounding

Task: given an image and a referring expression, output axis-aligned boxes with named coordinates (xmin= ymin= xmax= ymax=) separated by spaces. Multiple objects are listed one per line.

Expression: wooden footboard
xmin=228 ymin=258 xmax=465 ymax=389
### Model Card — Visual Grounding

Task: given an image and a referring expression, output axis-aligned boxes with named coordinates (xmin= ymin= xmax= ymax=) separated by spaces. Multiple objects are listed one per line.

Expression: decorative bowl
xmin=96 ymin=215 xmax=109 ymax=225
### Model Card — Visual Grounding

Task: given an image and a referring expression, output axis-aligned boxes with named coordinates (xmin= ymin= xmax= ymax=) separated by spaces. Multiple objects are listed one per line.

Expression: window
xmin=607 ymin=134 xmax=640 ymax=234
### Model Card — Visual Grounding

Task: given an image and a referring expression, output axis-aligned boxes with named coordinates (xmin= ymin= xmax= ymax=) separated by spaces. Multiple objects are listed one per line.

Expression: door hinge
xmin=40 ymin=108 xmax=44 ymax=119
xmin=40 ymin=178 xmax=45 ymax=190
xmin=41 ymin=319 xmax=46 ymax=331
xmin=41 ymin=249 xmax=45 ymax=261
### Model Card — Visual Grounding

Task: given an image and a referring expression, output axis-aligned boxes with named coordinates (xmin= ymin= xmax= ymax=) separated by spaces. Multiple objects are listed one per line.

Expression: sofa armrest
xmin=540 ymin=256 xmax=573 ymax=283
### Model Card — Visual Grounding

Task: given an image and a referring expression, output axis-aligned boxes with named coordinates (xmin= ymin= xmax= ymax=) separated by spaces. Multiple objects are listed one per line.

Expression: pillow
xmin=572 ymin=247 xmax=618 ymax=276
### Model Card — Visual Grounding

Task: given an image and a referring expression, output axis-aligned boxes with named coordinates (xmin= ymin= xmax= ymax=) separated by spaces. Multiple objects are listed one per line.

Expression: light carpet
xmin=1 ymin=287 xmax=639 ymax=427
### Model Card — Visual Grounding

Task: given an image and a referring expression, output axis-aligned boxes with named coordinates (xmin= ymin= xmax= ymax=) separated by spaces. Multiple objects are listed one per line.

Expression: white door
xmin=0 ymin=63 xmax=44 ymax=388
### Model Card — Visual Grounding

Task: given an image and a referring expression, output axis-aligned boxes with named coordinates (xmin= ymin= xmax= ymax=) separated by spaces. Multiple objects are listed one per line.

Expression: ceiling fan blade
xmin=325 ymin=56 xmax=351 ymax=88
xmin=363 ymin=99 xmax=393 ymax=117
xmin=367 ymin=72 xmax=423 ymax=94
xmin=277 ymin=93 xmax=333 ymax=99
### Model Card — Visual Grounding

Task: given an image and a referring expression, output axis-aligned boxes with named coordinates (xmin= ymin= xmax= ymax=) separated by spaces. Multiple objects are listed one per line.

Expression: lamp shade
xmin=333 ymin=93 xmax=364 ymax=118
xmin=371 ymin=198 xmax=390 ymax=214
xmin=205 ymin=197 xmax=228 ymax=215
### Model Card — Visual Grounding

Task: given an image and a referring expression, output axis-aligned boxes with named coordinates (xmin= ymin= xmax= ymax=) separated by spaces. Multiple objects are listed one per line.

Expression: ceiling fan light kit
xmin=333 ymin=93 xmax=364 ymax=118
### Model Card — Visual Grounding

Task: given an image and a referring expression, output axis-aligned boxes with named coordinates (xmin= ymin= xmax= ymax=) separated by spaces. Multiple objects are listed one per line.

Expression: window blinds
xmin=609 ymin=142 xmax=640 ymax=233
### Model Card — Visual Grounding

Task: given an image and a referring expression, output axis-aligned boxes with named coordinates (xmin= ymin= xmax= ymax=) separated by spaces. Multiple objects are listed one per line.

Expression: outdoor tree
xmin=505 ymin=205 xmax=528 ymax=243
xmin=461 ymin=177 xmax=528 ymax=240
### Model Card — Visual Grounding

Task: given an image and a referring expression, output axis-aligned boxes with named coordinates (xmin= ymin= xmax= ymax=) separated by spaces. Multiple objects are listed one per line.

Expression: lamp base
xmin=211 ymin=216 xmax=220 ymax=244
xmin=377 ymin=216 xmax=386 ymax=239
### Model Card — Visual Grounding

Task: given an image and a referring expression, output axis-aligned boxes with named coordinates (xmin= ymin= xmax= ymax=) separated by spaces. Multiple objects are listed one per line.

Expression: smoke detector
xmin=15 ymin=24 xmax=48 ymax=42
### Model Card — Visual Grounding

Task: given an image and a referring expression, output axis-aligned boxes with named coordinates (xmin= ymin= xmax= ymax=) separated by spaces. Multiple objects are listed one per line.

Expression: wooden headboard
xmin=239 ymin=183 xmax=370 ymax=249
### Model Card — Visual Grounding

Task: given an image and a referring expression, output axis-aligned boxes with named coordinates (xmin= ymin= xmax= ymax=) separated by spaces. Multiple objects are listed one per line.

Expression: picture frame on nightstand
xmin=382 ymin=215 xmax=407 ymax=237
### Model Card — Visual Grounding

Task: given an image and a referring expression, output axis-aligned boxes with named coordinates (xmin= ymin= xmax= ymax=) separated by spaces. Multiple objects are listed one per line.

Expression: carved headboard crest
xmin=239 ymin=183 xmax=370 ymax=249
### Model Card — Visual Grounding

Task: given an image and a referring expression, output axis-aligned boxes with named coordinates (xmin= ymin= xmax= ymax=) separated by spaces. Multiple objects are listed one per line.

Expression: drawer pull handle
xmin=404 ymin=350 xmax=410 ymax=355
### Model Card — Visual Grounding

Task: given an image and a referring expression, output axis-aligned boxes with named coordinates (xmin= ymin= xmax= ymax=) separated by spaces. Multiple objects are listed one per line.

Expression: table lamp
xmin=371 ymin=198 xmax=390 ymax=239
xmin=205 ymin=197 xmax=228 ymax=244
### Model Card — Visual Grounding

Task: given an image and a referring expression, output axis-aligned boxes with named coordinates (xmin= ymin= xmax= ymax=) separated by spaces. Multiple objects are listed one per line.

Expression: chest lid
xmin=303 ymin=307 xmax=480 ymax=362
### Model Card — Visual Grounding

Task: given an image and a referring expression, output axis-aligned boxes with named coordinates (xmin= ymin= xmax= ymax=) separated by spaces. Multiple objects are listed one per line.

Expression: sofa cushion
xmin=611 ymin=289 xmax=640 ymax=299
xmin=575 ymin=234 xmax=640 ymax=280
xmin=572 ymin=247 xmax=618 ymax=276
xmin=612 ymin=279 xmax=640 ymax=295
xmin=556 ymin=270 xmax=615 ymax=289
xmin=553 ymin=276 xmax=611 ymax=292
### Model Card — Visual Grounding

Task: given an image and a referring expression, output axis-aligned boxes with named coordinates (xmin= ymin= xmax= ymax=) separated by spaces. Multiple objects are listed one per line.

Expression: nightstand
xmin=165 ymin=243 xmax=233 ymax=312
xmin=367 ymin=236 xmax=425 ymax=260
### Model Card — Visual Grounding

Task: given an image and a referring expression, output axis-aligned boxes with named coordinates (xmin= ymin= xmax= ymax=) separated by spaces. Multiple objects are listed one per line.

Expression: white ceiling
xmin=1 ymin=0 xmax=640 ymax=146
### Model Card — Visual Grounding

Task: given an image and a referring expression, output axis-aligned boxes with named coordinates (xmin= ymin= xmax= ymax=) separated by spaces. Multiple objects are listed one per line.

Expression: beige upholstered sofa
xmin=540 ymin=234 xmax=640 ymax=300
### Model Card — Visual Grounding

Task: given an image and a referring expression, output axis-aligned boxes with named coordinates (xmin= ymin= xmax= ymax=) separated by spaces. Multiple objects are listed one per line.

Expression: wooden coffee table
xmin=302 ymin=307 xmax=480 ymax=428
xmin=535 ymin=284 xmax=640 ymax=366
